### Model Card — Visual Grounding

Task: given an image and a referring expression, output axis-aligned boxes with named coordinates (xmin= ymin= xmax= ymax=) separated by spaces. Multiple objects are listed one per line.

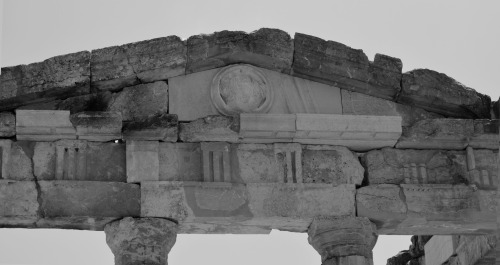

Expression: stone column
xmin=104 ymin=217 xmax=178 ymax=265
xmin=308 ymin=216 xmax=378 ymax=265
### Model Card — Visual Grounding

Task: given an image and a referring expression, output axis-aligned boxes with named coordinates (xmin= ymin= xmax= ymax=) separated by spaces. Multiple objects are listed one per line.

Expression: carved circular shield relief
xmin=211 ymin=65 xmax=273 ymax=116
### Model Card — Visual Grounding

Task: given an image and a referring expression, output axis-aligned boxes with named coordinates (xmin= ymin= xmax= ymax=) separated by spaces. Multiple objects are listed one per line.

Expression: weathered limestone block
xmin=1 ymin=140 xmax=35 ymax=180
xmin=356 ymin=184 xmax=408 ymax=221
xmin=33 ymin=140 xmax=126 ymax=181
xmin=159 ymin=143 xmax=202 ymax=181
xmin=186 ymin=28 xmax=293 ymax=74
xmin=108 ymin=81 xmax=168 ymax=122
xmin=341 ymin=90 xmax=443 ymax=127
xmin=91 ymin=36 xmax=186 ymax=91
xmin=0 ymin=112 xmax=15 ymax=137
xmin=39 ymin=181 xmax=140 ymax=217
xmin=141 ymin=182 xmax=355 ymax=233
xmin=169 ymin=64 xmax=342 ymax=121
xmin=454 ymin=235 xmax=498 ymax=265
xmin=0 ymin=180 xmax=39 ymax=218
xmin=179 ymin=115 xmax=239 ymax=142
xmin=239 ymin=114 xmax=295 ymax=143
xmin=57 ymin=92 xmax=113 ymax=113
xmin=123 ymin=113 xmax=178 ymax=142
xmin=308 ymin=217 xmax=377 ymax=265
xmin=16 ymin=110 xmax=76 ymax=141
xmin=70 ymin=111 xmax=122 ymax=141
xmin=0 ymin=51 xmax=90 ymax=111
xmin=126 ymin=141 xmax=159 ymax=183
xmin=424 ymin=236 xmax=458 ymax=265
xmin=398 ymin=69 xmax=491 ymax=118
xmin=396 ymin=119 xmax=499 ymax=150
xmin=293 ymin=33 xmax=402 ymax=100
xmin=466 ymin=149 xmax=499 ymax=190
xmin=105 ymin=217 xmax=178 ymax=265
xmin=294 ymin=114 xmax=402 ymax=151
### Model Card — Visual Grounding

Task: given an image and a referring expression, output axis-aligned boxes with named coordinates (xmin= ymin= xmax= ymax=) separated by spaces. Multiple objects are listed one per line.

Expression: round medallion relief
xmin=211 ymin=65 xmax=273 ymax=116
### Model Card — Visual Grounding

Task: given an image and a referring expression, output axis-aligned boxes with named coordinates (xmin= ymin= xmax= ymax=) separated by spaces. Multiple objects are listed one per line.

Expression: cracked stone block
xmin=179 ymin=115 xmax=239 ymax=142
xmin=91 ymin=36 xmax=186 ymax=92
xmin=0 ymin=180 xmax=39 ymax=218
xmin=186 ymin=28 xmax=293 ymax=74
xmin=293 ymin=33 xmax=402 ymax=100
xmin=0 ymin=51 xmax=90 ymax=111
xmin=108 ymin=81 xmax=168 ymax=122
xmin=341 ymin=90 xmax=443 ymax=127
xmin=70 ymin=111 xmax=122 ymax=141
xmin=356 ymin=184 xmax=408 ymax=220
xmin=398 ymin=69 xmax=491 ymax=118
xmin=105 ymin=217 xmax=178 ymax=265
xmin=123 ymin=113 xmax=178 ymax=142
xmin=39 ymin=181 xmax=140 ymax=217
xmin=16 ymin=110 xmax=76 ymax=141
xmin=0 ymin=112 xmax=15 ymax=137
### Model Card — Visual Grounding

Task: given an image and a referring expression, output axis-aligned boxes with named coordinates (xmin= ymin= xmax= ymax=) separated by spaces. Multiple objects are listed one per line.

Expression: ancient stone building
xmin=0 ymin=28 xmax=498 ymax=265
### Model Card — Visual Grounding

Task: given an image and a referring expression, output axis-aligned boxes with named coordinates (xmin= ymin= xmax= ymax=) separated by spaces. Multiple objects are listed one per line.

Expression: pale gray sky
xmin=1 ymin=1 xmax=499 ymax=265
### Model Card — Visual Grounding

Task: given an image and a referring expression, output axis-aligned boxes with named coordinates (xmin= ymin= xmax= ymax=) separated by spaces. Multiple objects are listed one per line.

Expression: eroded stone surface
xmin=57 ymin=92 xmax=114 ymax=113
xmin=398 ymin=69 xmax=491 ymax=118
xmin=0 ymin=180 xmax=39 ymax=218
xmin=179 ymin=115 xmax=239 ymax=142
xmin=0 ymin=112 xmax=15 ymax=137
xmin=70 ymin=111 xmax=122 ymax=141
xmin=293 ymin=33 xmax=402 ymax=100
xmin=0 ymin=51 xmax=90 ymax=111
xmin=105 ymin=217 xmax=178 ymax=265
xmin=159 ymin=143 xmax=202 ymax=181
xmin=123 ymin=113 xmax=178 ymax=142
xmin=126 ymin=141 xmax=159 ymax=182
xmin=91 ymin=36 xmax=186 ymax=91
xmin=108 ymin=81 xmax=168 ymax=122
xmin=186 ymin=28 xmax=293 ymax=74
xmin=341 ymin=90 xmax=443 ymax=127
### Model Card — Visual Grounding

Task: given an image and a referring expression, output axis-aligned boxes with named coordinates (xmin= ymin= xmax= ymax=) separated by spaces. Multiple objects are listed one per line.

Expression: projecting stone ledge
xmin=396 ymin=118 xmax=499 ymax=150
xmin=356 ymin=184 xmax=497 ymax=235
xmin=293 ymin=33 xmax=402 ymax=100
xmin=398 ymin=69 xmax=491 ymax=118
xmin=186 ymin=28 xmax=293 ymax=74
xmin=0 ymin=51 xmax=90 ymax=111
xmin=91 ymin=36 xmax=186 ymax=92
xmin=141 ymin=181 xmax=355 ymax=233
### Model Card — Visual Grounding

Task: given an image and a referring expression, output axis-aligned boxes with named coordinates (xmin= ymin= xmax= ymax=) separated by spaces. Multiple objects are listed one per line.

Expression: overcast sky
xmin=1 ymin=1 xmax=499 ymax=265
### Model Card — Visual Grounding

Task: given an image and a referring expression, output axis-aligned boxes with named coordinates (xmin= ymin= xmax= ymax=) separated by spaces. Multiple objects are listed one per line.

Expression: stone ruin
xmin=0 ymin=28 xmax=498 ymax=265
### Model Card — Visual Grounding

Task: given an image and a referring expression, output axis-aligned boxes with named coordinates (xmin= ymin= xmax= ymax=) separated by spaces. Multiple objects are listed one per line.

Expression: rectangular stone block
xmin=0 ymin=112 xmax=15 ymax=137
xmin=0 ymin=180 xmax=39 ymax=217
xmin=126 ymin=141 xmax=159 ymax=182
xmin=70 ymin=111 xmax=122 ymax=141
xmin=91 ymin=36 xmax=186 ymax=92
xmin=424 ymin=236 xmax=458 ymax=265
xmin=295 ymin=114 xmax=402 ymax=151
xmin=0 ymin=51 xmax=90 ymax=111
xmin=123 ymin=113 xmax=178 ymax=142
xmin=141 ymin=181 xmax=355 ymax=232
xmin=169 ymin=65 xmax=342 ymax=121
xmin=16 ymin=110 xmax=76 ymax=141
xmin=0 ymin=140 xmax=34 ymax=181
xmin=39 ymin=181 xmax=140 ymax=217
xmin=179 ymin=116 xmax=239 ymax=142
xmin=292 ymin=33 xmax=402 ymax=100
xmin=186 ymin=28 xmax=293 ymax=74
xmin=239 ymin=114 xmax=296 ymax=143
xmin=159 ymin=143 xmax=202 ymax=181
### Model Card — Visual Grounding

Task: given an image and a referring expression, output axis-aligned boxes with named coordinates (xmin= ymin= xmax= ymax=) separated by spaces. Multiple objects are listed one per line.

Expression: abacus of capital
xmin=0 ymin=28 xmax=498 ymax=265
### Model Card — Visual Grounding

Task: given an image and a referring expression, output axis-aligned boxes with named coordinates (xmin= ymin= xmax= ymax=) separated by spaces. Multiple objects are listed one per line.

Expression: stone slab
xmin=141 ymin=181 xmax=355 ymax=233
xmin=0 ymin=112 xmax=15 ymax=137
xmin=292 ymin=33 xmax=402 ymax=100
xmin=91 ymin=36 xmax=186 ymax=92
xmin=39 ymin=181 xmax=140 ymax=217
xmin=70 ymin=111 xmax=122 ymax=141
xmin=179 ymin=115 xmax=239 ymax=142
xmin=0 ymin=51 xmax=90 ymax=111
xmin=396 ymin=119 xmax=499 ymax=150
xmin=16 ymin=110 xmax=76 ymax=141
xmin=169 ymin=64 xmax=342 ymax=121
xmin=126 ymin=141 xmax=159 ymax=182
xmin=186 ymin=28 xmax=293 ymax=74
xmin=123 ymin=113 xmax=178 ymax=142
xmin=341 ymin=90 xmax=443 ymax=127
xmin=0 ymin=180 xmax=39 ymax=218
xmin=108 ymin=81 xmax=168 ymax=122
xmin=294 ymin=114 xmax=402 ymax=151
xmin=424 ymin=236 xmax=458 ymax=265
xmin=398 ymin=69 xmax=491 ymax=118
